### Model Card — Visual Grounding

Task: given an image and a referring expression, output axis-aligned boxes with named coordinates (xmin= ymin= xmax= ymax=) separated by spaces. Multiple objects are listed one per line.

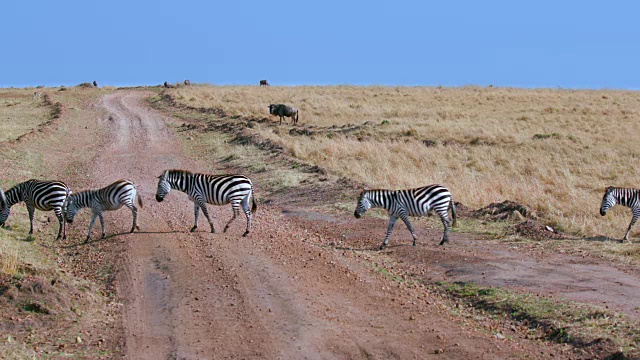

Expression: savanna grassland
xmin=168 ymin=85 xmax=640 ymax=239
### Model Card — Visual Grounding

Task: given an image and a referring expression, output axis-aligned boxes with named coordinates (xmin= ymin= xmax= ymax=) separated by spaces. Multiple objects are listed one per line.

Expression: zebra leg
xmin=127 ymin=203 xmax=138 ymax=232
xmin=381 ymin=216 xmax=399 ymax=250
xmin=623 ymin=213 xmax=639 ymax=243
xmin=438 ymin=212 xmax=452 ymax=245
xmin=191 ymin=202 xmax=200 ymax=232
xmin=241 ymin=199 xmax=252 ymax=237
xmin=223 ymin=206 xmax=239 ymax=233
xmin=399 ymin=213 xmax=418 ymax=246
xmin=54 ymin=208 xmax=65 ymax=240
xmin=195 ymin=200 xmax=215 ymax=233
xmin=86 ymin=213 xmax=98 ymax=243
xmin=99 ymin=212 xmax=106 ymax=239
xmin=27 ymin=205 xmax=35 ymax=235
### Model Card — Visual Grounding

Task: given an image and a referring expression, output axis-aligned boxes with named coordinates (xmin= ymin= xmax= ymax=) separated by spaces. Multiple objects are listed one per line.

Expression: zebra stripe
xmin=64 ymin=179 xmax=142 ymax=242
xmin=155 ymin=169 xmax=257 ymax=236
xmin=354 ymin=184 xmax=457 ymax=249
xmin=0 ymin=179 xmax=71 ymax=240
xmin=600 ymin=186 xmax=640 ymax=242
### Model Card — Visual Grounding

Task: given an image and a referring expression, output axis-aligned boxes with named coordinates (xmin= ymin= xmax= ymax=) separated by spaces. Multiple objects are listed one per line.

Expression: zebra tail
xmin=137 ymin=193 xmax=144 ymax=208
xmin=251 ymin=190 xmax=257 ymax=214
xmin=450 ymin=199 xmax=457 ymax=228
xmin=295 ymin=110 xmax=299 ymax=123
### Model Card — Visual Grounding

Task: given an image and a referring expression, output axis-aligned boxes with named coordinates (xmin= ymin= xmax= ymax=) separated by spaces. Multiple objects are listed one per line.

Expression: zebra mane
xmin=166 ymin=169 xmax=194 ymax=176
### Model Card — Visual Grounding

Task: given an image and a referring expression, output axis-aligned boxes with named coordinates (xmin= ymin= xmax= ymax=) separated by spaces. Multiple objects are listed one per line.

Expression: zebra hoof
xmin=190 ymin=226 xmax=197 ymax=232
xmin=439 ymin=239 xmax=448 ymax=245
xmin=242 ymin=231 xmax=249 ymax=237
xmin=379 ymin=244 xmax=387 ymax=250
xmin=84 ymin=238 xmax=90 ymax=244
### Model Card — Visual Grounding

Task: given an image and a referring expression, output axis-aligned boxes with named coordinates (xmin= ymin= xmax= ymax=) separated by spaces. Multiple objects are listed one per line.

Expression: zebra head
xmin=63 ymin=195 xmax=80 ymax=224
xmin=156 ymin=171 xmax=171 ymax=202
xmin=0 ymin=188 xmax=7 ymax=227
xmin=354 ymin=190 xmax=372 ymax=219
xmin=600 ymin=186 xmax=616 ymax=216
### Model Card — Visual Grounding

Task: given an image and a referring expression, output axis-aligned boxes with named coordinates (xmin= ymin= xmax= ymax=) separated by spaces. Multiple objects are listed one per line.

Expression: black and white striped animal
xmin=64 ymin=179 xmax=142 ymax=242
xmin=155 ymin=170 xmax=257 ymax=236
xmin=600 ymin=186 xmax=640 ymax=242
xmin=269 ymin=104 xmax=299 ymax=125
xmin=354 ymin=184 xmax=457 ymax=249
xmin=0 ymin=179 xmax=71 ymax=240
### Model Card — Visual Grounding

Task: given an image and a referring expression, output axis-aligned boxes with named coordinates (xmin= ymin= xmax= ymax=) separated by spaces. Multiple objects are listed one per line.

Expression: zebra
xmin=155 ymin=170 xmax=257 ymax=236
xmin=354 ymin=184 xmax=457 ymax=249
xmin=269 ymin=104 xmax=299 ymax=125
xmin=64 ymin=179 xmax=143 ymax=242
xmin=33 ymin=91 xmax=42 ymax=100
xmin=0 ymin=179 xmax=71 ymax=240
xmin=600 ymin=186 xmax=640 ymax=243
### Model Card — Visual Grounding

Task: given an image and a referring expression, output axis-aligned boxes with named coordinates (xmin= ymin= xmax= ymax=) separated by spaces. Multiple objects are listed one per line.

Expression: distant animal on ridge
xmin=155 ymin=170 xmax=257 ymax=236
xmin=164 ymin=81 xmax=169 ymax=88
xmin=64 ymin=179 xmax=142 ymax=243
xmin=33 ymin=91 xmax=42 ymax=100
xmin=184 ymin=79 xmax=191 ymax=86
xmin=260 ymin=80 xmax=270 ymax=86
xmin=93 ymin=80 xmax=98 ymax=87
xmin=0 ymin=180 xmax=71 ymax=240
xmin=600 ymin=186 xmax=640 ymax=242
xmin=354 ymin=184 xmax=457 ymax=249
xmin=269 ymin=104 xmax=299 ymax=125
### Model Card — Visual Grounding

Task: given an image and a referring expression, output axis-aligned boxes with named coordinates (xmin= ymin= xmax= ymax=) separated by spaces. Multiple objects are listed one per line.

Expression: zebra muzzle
xmin=156 ymin=195 xmax=164 ymax=202
xmin=354 ymin=211 xmax=361 ymax=219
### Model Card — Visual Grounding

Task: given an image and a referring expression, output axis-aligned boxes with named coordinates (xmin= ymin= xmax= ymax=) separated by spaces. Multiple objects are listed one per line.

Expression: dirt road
xmin=79 ymin=91 xmax=549 ymax=359
xmin=61 ymin=90 xmax=640 ymax=359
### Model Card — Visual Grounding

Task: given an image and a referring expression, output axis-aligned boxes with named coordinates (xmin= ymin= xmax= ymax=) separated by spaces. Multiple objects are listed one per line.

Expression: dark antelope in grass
xmin=269 ymin=104 xmax=299 ymax=125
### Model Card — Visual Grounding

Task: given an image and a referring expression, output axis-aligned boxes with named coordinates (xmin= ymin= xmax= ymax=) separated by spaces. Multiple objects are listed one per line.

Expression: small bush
xmin=533 ymin=133 xmax=561 ymax=140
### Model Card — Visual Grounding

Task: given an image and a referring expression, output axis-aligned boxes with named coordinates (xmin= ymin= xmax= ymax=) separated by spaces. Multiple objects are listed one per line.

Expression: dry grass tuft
xmin=165 ymin=85 xmax=640 ymax=238
xmin=0 ymin=241 xmax=19 ymax=275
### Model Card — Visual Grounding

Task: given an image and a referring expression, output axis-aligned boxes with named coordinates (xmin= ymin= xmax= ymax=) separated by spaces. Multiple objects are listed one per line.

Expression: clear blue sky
xmin=3 ymin=1 xmax=639 ymax=89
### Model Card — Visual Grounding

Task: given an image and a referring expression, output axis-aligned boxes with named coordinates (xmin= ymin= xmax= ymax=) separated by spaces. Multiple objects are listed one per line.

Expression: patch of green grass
xmin=437 ymin=281 xmax=639 ymax=353
xmin=451 ymin=217 xmax=510 ymax=238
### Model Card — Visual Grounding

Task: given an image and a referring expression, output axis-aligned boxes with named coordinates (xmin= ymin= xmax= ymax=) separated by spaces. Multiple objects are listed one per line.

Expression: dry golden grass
xmin=0 ymin=88 xmax=51 ymax=142
xmin=169 ymin=85 xmax=640 ymax=238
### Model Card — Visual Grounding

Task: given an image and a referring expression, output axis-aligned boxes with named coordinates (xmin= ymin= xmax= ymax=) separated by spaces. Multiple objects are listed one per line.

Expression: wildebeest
xmin=260 ymin=80 xmax=270 ymax=86
xmin=93 ymin=80 xmax=98 ymax=87
xmin=164 ymin=81 xmax=169 ymax=88
xmin=269 ymin=104 xmax=299 ymax=125
xmin=184 ymin=79 xmax=191 ymax=86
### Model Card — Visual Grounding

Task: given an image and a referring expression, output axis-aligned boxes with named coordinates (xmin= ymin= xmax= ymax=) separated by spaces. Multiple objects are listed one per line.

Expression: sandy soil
xmin=49 ymin=90 xmax=638 ymax=359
